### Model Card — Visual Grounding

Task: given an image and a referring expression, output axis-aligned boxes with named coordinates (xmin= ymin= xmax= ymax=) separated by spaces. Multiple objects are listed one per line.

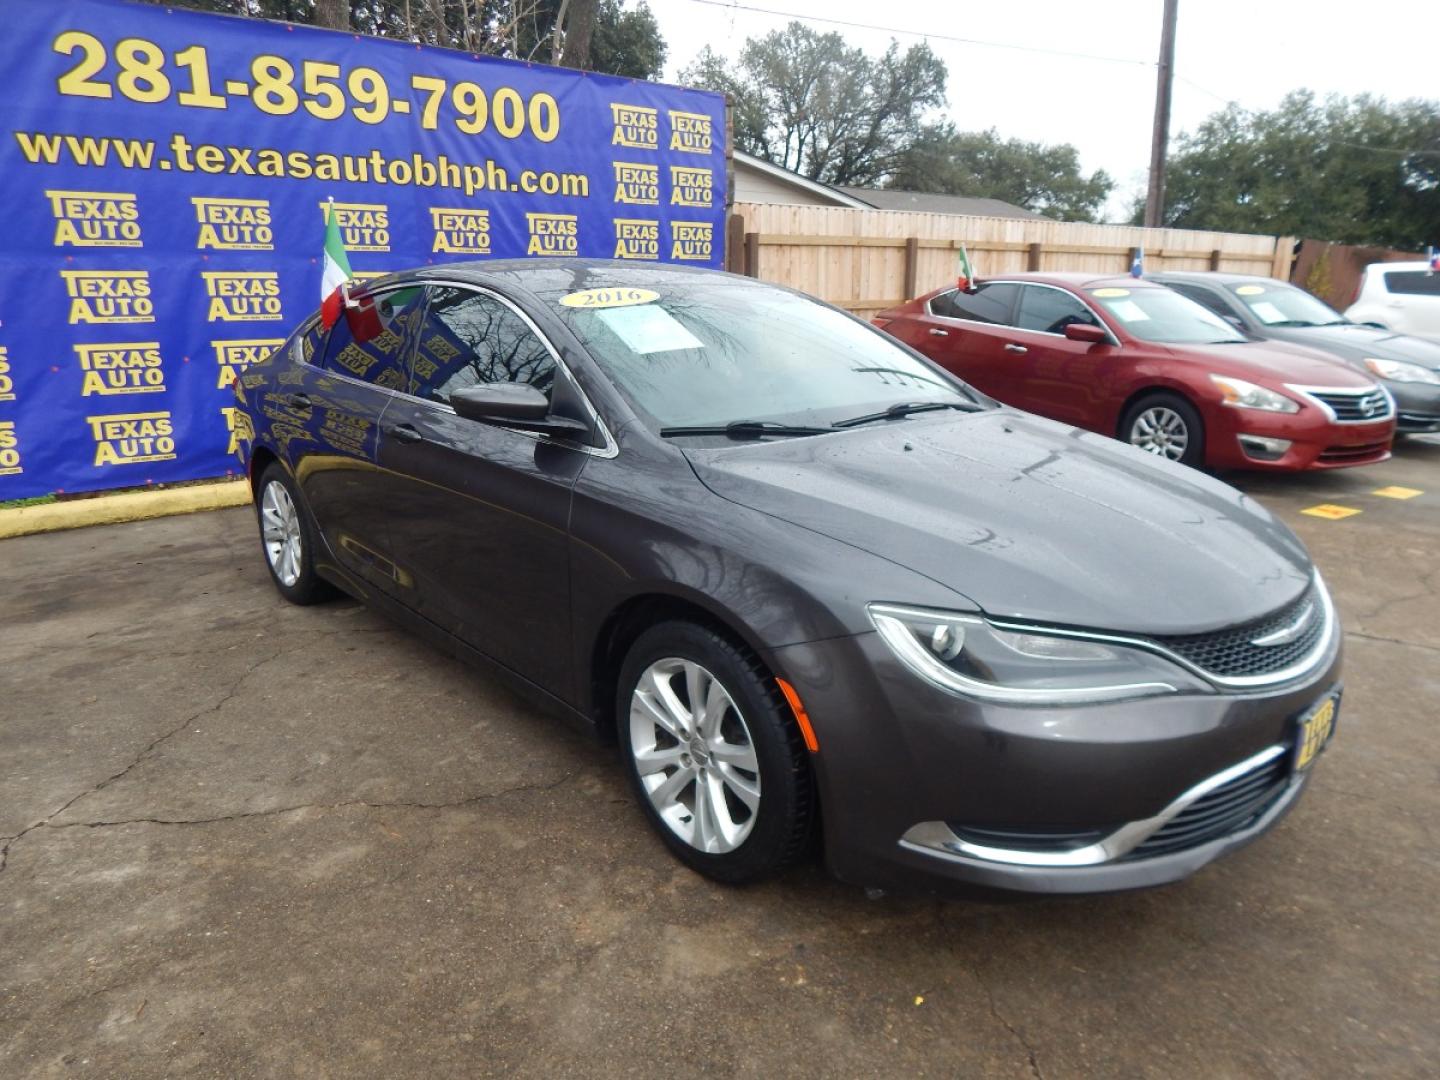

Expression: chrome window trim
xmin=985 ymin=572 xmax=1336 ymax=691
xmin=320 ymin=278 xmax=619 ymax=459
xmin=1009 ymin=281 xmax=1121 ymax=345
xmin=1283 ymin=383 xmax=1396 ymax=425
xmin=925 ymin=282 xmax=1120 ymax=346
xmin=899 ymin=743 xmax=1291 ymax=868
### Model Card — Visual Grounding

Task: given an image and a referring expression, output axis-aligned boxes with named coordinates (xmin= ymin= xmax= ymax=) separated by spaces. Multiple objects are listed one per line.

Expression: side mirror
xmin=449 ymin=382 xmax=589 ymax=437
xmin=1064 ymin=323 xmax=1109 ymax=344
xmin=1223 ymin=315 xmax=1246 ymax=330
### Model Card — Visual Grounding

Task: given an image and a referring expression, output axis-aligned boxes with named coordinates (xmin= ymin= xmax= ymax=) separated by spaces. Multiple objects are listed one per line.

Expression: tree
xmin=682 ymin=22 xmax=946 ymax=187
xmin=138 ymin=0 xmax=666 ymax=79
xmin=1144 ymin=90 xmax=1440 ymax=248
xmin=890 ymin=127 xmax=1113 ymax=222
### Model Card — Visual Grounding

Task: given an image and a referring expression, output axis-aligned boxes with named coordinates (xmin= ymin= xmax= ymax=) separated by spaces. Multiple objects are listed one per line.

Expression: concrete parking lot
xmin=3 ymin=440 xmax=1437 ymax=1079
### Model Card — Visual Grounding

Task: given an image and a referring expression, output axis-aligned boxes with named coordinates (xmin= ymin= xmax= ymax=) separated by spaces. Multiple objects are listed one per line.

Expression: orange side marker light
xmin=776 ymin=677 xmax=819 ymax=753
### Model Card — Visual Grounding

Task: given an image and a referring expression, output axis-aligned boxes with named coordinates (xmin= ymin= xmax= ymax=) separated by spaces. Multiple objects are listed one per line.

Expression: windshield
xmin=1087 ymin=286 xmax=1247 ymax=344
xmin=553 ymin=281 xmax=978 ymax=431
xmin=1228 ymin=282 xmax=1343 ymax=327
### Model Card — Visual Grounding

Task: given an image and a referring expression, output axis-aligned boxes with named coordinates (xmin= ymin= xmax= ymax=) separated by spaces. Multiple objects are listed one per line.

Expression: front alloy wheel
xmin=617 ymin=620 xmax=815 ymax=883
xmin=1130 ymin=405 xmax=1190 ymax=461
xmin=1122 ymin=392 xmax=1205 ymax=468
xmin=629 ymin=657 xmax=762 ymax=854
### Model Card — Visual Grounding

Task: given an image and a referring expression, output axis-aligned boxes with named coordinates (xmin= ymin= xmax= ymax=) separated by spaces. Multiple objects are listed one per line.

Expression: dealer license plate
xmin=1295 ymin=694 xmax=1338 ymax=771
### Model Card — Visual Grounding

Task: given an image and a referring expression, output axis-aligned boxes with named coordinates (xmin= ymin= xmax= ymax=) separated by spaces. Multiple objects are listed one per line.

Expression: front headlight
xmin=1363 ymin=357 xmax=1440 ymax=385
xmin=1209 ymin=375 xmax=1300 ymax=413
xmin=867 ymin=604 xmax=1209 ymax=705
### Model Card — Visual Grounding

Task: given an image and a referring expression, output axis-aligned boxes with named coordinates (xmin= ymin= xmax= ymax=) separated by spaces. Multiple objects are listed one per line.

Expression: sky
xmin=643 ymin=0 xmax=1440 ymax=221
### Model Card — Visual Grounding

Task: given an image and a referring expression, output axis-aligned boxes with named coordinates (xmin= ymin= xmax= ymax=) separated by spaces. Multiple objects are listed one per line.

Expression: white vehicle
xmin=1345 ymin=260 xmax=1440 ymax=340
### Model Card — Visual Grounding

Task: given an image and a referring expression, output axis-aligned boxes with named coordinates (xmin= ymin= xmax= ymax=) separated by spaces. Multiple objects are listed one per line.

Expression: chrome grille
xmin=1148 ymin=586 xmax=1324 ymax=678
xmin=1123 ymin=752 xmax=1289 ymax=860
xmin=1298 ymin=386 xmax=1392 ymax=422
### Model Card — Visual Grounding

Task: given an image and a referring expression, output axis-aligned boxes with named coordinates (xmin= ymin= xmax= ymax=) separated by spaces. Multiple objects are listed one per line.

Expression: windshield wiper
xmin=833 ymin=400 xmax=980 ymax=429
xmin=659 ymin=420 xmax=834 ymax=440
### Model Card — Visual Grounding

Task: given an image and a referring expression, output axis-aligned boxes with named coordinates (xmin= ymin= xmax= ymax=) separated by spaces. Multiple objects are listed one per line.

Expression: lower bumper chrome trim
xmin=899 ymin=743 xmax=1291 ymax=868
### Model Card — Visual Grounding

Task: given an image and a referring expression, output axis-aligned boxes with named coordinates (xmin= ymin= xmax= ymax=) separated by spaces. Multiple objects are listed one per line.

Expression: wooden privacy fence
xmin=725 ymin=202 xmax=1296 ymax=316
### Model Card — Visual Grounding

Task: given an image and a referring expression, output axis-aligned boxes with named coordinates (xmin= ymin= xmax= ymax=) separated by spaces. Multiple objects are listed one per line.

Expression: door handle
xmin=928 ymin=327 xmax=950 ymax=337
xmin=285 ymin=393 xmax=313 ymax=410
xmin=386 ymin=423 xmax=423 ymax=444
xmin=1004 ymin=343 xmax=1028 ymax=354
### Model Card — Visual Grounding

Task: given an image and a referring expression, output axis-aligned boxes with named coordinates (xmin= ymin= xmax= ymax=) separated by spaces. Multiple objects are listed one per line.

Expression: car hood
xmin=1163 ymin=339 xmax=1376 ymax=387
xmin=685 ymin=410 xmax=1312 ymax=637
xmin=1261 ymin=323 xmax=1440 ymax=368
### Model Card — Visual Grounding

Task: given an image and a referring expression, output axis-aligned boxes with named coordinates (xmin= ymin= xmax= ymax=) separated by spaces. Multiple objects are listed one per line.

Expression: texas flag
xmin=1429 ymin=246 xmax=1439 ymax=274
xmin=1130 ymin=246 xmax=1145 ymax=278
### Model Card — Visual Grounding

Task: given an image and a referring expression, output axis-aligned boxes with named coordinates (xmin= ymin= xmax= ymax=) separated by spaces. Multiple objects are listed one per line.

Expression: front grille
xmin=1302 ymin=387 xmax=1392 ymax=422
xmin=1149 ymin=585 xmax=1324 ymax=679
xmin=1123 ymin=753 xmax=1290 ymax=860
xmin=1319 ymin=441 xmax=1390 ymax=464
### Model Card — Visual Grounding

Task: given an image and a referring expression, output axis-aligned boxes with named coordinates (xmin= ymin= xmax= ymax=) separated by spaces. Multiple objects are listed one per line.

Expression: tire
xmin=617 ymin=620 xmax=816 ymax=883
xmin=1121 ymin=392 xmax=1206 ymax=468
xmin=254 ymin=463 xmax=330 ymax=605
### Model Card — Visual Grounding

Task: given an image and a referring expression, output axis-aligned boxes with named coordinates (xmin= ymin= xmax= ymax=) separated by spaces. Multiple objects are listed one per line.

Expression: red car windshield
xmin=1087 ymin=286 xmax=1247 ymax=345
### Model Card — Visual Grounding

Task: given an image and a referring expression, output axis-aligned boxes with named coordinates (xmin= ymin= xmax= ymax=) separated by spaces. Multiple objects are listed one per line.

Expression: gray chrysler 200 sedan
xmin=233 ymin=260 xmax=1340 ymax=897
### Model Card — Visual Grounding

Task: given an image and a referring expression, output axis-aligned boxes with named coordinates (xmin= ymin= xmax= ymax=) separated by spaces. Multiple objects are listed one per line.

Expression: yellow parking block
xmin=1301 ymin=504 xmax=1362 ymax=520
xmin=1371 ymin=485 xmax=1423 ymax=500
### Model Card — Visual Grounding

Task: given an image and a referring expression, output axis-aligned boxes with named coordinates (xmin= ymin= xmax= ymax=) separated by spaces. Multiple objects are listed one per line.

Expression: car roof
xmin=364 ymin=258 xmax=750 ymax=299
xmin=1147 ymin=271 xmax=1289 ymax=288
xmin=966 ymin=271 xmax=1169 ymax=291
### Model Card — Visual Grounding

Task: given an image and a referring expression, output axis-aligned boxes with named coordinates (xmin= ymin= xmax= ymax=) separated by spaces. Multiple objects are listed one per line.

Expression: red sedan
xmin=875 ymin=273 xmax=1396 ymax=471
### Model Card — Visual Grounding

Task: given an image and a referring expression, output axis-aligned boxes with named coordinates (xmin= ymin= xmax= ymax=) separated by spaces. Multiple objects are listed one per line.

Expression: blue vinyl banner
xmin=0 ymin=0 xmax=727 ymax=500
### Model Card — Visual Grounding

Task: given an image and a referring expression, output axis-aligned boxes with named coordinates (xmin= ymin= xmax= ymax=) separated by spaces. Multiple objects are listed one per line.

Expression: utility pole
xmin=1143 ymin=0 xmax=1179 ymax=229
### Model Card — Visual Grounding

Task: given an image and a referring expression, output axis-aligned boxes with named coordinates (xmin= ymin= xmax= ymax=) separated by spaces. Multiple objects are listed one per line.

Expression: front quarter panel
xmin=567 ymin=427 xmax=970 ymax=719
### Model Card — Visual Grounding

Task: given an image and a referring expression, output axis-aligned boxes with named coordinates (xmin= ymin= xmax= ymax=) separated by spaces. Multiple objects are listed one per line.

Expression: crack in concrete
xmin=0 ymin=649 xmax=285 ymax=874
xmin=36 ymin=771 xmax=581 ymax=834
xmin=1344 ymin=630 xmax=1440 ymax=656
xmin=971 ymin=968 xmax=1044 ymax=1080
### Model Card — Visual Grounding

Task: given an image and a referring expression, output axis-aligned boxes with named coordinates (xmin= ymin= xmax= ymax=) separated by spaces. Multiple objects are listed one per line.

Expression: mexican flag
xmin=956 ymin=245 xmax=976 ymax=292
xmin=320 ymin=201 xmax=352 ymax=329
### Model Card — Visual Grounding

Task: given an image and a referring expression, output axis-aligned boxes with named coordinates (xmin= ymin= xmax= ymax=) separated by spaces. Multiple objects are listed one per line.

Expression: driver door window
xmin=1015 ymin=286 xmax=1103 ymax=336
xmin=411 ymin=287 xmax=557 ymax=405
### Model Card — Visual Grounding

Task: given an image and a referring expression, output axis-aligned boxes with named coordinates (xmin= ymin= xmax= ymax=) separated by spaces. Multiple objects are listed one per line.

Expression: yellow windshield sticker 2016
xmin=1235 ymin=284 xmax=1267 ymax=295
xmin=560 ymin=287 xmax=659 ymax=309
xmin=1092 ymin=287 xmax=1130 ymax=298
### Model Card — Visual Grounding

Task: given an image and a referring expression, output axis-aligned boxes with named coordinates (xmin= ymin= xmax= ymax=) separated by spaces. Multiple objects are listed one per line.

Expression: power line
xmin=673 ymin=0 xmax=1154 ymax=67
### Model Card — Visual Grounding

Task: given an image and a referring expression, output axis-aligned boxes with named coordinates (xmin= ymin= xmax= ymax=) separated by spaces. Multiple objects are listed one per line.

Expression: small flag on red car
xmin=957 ymin=245 xmax=977 ymax=292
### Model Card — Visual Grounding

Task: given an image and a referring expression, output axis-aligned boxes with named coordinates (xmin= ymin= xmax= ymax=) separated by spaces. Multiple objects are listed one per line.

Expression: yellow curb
xmin=1300 ymin=504 xmax=1362 ymax=520
xmin=0 ymin=480 xmax=252 ymax=540
xmin=1371 ymin=485 xmax=1423 ymax=500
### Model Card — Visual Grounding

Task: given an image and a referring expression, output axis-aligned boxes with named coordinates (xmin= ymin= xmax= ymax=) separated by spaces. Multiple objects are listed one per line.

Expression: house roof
xmin=732 ymin=152 xmax=871 ymax=208
xmin=837 ymin=187 xmax=1044 ymax=220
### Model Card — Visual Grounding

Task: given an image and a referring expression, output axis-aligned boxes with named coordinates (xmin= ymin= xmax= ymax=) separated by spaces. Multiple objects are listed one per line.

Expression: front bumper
xmin=1205 ymin=405 xmax=1394 ymax=471
xmin=1386 ymin=380 xmax=1440 ymax=432
xmin=768 ymin=627 xmax=1341 ymax=897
